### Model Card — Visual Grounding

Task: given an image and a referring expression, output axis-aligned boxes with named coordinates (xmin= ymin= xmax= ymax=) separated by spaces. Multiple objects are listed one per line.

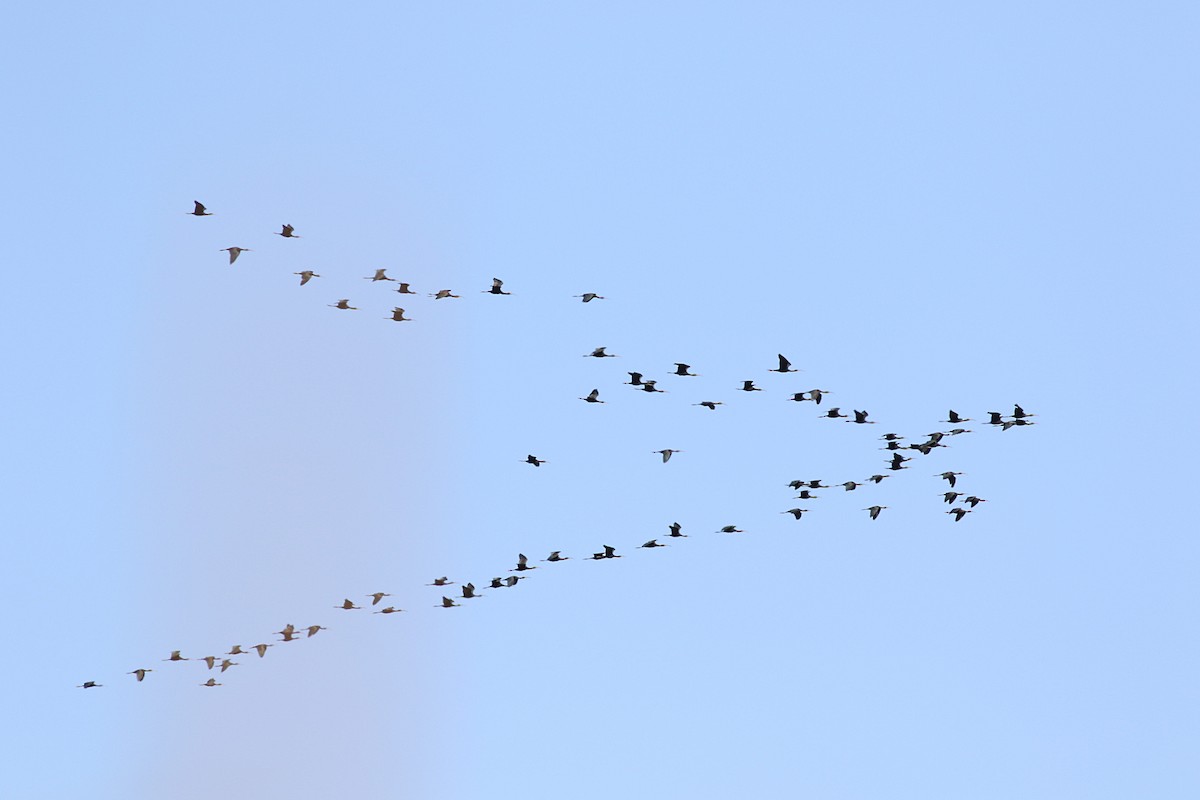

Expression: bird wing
xmin=778 ymin=354 xmax=790 ymax=370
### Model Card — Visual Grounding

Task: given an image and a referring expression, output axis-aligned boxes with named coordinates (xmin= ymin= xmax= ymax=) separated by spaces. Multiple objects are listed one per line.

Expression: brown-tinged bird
xmin=188 ymin=201 xmax=212 ymax=216
xmin=329 ymin=299 xmax=358 ymax=310
xmin=221 ymin=247 xmax=251 ymax=264
xmin=864 ymin=505 xmax=887 ymax=520
xmin=484 ymin=278 xmax=511 ymax=295
xmin=275 ymin=224 xmax=299 ymax=238
xmin=294 ymin=270 xmax=320 ymax=285
xmin=525 ymin=454 xmax=547 ymax=467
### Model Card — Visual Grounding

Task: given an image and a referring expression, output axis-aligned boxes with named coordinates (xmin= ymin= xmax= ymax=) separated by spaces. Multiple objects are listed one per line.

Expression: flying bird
xmin=221 ymin=247 xmax=250 ymax=264
xmin=717 ymin=525 xmax=744 ymax=534
xmin=387 ymin=307 xmax=411 ymax=322
xmin=654 ymin=449 xmax=682 ymax=463
xmin=77 ymin=681 xmax=102 ymax=688
xmin=306 ymin=625 xmax=326 ymax=637
xmin=365 ymin=269 xmax=396 ymax=282
xmin=943 ymin=491 xmax=964 ymax=504
xmin=740 ymin=380 xmax=762 ymax=392
xmin=461 ymin=583 xmax=482 ymax=599
xmin=512 ymin=553 xmax=536 ymax=572
xmin=544 ymin=551 xmax=569 ymax=562
xmin=525 ymin=455 xmax=547 ymax=467
xmin=128 ymin=669 xmax=152 ymax=682
xmin=625 ymin=372 xmax=644 ymax=386
xmin=218 ymin=659 xmax=238 ymax=673
xmin=580 ymin=389 xmax=604 ymax=403
xmin=641 ymin=539 xmax=667 ymax=548
xmin=395 ymin=283 xmax=416 ymax=294
xmin=252 ymin=644 xmax=273 ymax=658
xmin=188 ymin=201 xmax=212 ymax=216
xmin=484 ymin=278 xmax=511 ymax=295
xmin=274 ymin=224 xmax=299 ymax=238
xmin=227 ymin=645 xmax=246 ymax=655
xmin=937 ymin=471 xmax=964 ymax=488
xmin=294 ymin=270 xmax=320 ymax=285
xmin=368 ymin=592 xmax=391 ymax=606
xmin=673 ymin=363 xmax=698 ymax=376
xmin=430 ymin=289 xmax=460 ymax=299
xmin=163 ymin=651 xmax=188 ymax=662
xmin=782 ymin=508 xmax=809 ymax=519
xmin=864 ymin=505 xmax=887 ymax=520
xmin=944 ymin=410 xmax=970 ymax=423
xmin=590 ymin=545 xmax=621 ymax=559
xmin=640 ymin=381 xmax=666 ymax=393
xmin=440 ymin=596 xmax=460 ymax=608
xmin=574 ymin=293 xmax=605 ymax=302
xmin=336 ymin=598 xmax=361 ymax=610
xmin=769 ymin=354 xmax=799 ymax=373
xmin=201 ymin=678 xmax=222 ymax=687
xmin=964 ymin=496 xmax=986 ymax=508
xmin=822 ymin=407 xmax=847 ymax=419
xmin=850 ymin=410 xmax=874 ymax=424
xmin=428 ymin=577 xmax=454 ymax=586
xmin=667 ymin=522 xmax=686 ymax=538
xmin=585 ymin=346 xmax=617 ymax=358
xmin=947 ymin=508 xmax=972 ymax=522
xmin=694 ymin=401 xmax=723 ymax=410
xmin=329 ymin=299 xmax=358 ymax=310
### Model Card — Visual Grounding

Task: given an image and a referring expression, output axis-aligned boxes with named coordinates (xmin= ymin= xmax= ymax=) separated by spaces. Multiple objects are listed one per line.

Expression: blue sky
xmin=5 ymin=2 xmax=1200 ymax=798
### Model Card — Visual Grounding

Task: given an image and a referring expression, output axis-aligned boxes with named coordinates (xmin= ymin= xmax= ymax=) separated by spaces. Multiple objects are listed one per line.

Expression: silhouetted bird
xmin=694 ymin=401 xmax=723 ymax=410
xmin=77 ymin=681 xmax=102 ymax=688
xmin=770 ymin=354 xmax=799 ymax=373
xmin=580 ymin=389 xmax=604 ymax=403
xmin=585 ymin=346 xmax=617 ymax=357
xmin=653 ymin=449 xmax=682 ymax=463
xmin=947 ymin=508 xmax=972 ymax=522
xmin=640 ymin=539 xmax=667 ymax=548
xmin=673 ymin=363 xmax=697 ymax=376
xmin=188 ymin=201 xmax=212 ymax=216
xmin=782 ymin=508 xmax=809 ymax=519
xmin=484 ymin=278 xmax=511 ymax=295
xmin=740 ymin=380 xmax=762 ymax=392
xmin=667 ymin=522 xmax=685 ymax=538
xmin=574 ymin=292 xmax=604 ymax=302
xmin=864 ymin=505 xmax=887 ymax=520
xmin=964 ymin=496 xmax=986 ymax=508
xmin=525 ymin=455 xmax=547 ymax=467
xmin=294 ymin=270 xmax=320 ymax=285
xmin=937 ymin=471 xmax=964 ymax=488
xmin=275 ymin=224 xmax=299 ymax=238
xmin=512 ymin=553 xmax=536 ymax=572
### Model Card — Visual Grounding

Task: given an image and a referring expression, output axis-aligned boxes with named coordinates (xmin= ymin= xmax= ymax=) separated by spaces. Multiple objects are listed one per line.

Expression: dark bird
xmin=782 ymin=508 xmax=809 ymax=519
xmin=440 ymin=596 xmax=460 ymax=608
xmin=864 ymin=505 xmax=887 ymax=520
xmin=806 ymin=389 xmax=830 ymax=405
xmin=964 ymin=496 xmax=986 ymax=508
xmin=640 ymin=381 xmax=666 ymax=393
xmin=1002 ymin=418 xmax=1035 ymax=431
xmin=585 ymin=346 xmax=617 ymax=357
xmin=943 ymin=491 xmax=964 ymax=504
xmin=221 ymin=246 xmax=250 ymax=263
xmin=275 ymin=224 xmax=299 ymax=238
xmin=188 ymin=201 xmax=212 ymax=216
xmin=512 ymin=553 xmax=536 ymax=571
xmin=625 ymin=372 xmax=645 ymax=386
xmin=365 ymin=269 xmax=396 ymax=282
xmin=201 ymin=679 xmax=222 ymax=687
xmin=294 ymin=270 xmax=320 ymax=285
xmin=795 ymin=490 xmax=819 ymax=500
xmin=937 ymin=471 xmax=964 ymax=488
xmin=387 ymin=307 xmax=411 ymax=322
xmin=430 ymin=289 xmax=460 ymax=299
xmin=769 ymin=354 xmax=799 ymax=373
xmin=947 ymin=508 xmax=972 ymax=522
xmin=306 ymin=625 xmax=326 ymax=638
xmin=329 ymin=299 xmax=358 ymax=310
xmin=889 ymin=454 xmax=911 ymax=470
xmin=574 ymin=292 xmax=605 ymax=302
xmin=672 ymin=363 xmax=698 ymax=376
xmin=866 ymin=474 xmax=889 ymax=484
xmin=525 ymin=455 xmax=547 ymax=467
xmin=336 ymin=598 xmax=361 ymax=610
xmin=946 ymin=428 xmax=972 ymax=436
xmin=653 ymin=449 xmax=682 ymax=463
xmin=880 ymin=433 xmax=904 ymax=441
xmin=580 ymin=389 xmax=604 ymax=403
xmin=717 ymin=525 xmax=744 ymax=534
xmin=841 ymin=481 xmax=861 ymax=491
xmin=986 ymin=411 xmax=1005 ymax=426
xmin=694 ymin=401 xmax=723 ymax=410
xmin=484 ymin=278 xmax=511 ymax=295
xmin=488 ymin=577 xmax=504 ymax=589
xmin=395 ymin=282 xmax=416 ymax=294
xmin=163 ymin=650 xmax=189 ymax=662
xmin=503 ymin=576 xmax=524 ymax=587
xmin=590 ymin=545 xmax=621 ymax=559
xmin=128 ymin=669 xmax=152 ymax=682
xmin=461 ymin=583 xmax=482 ymax=599
xmin=850 ymin=410 xmax=874 ymax=424
xmin=640 ymin=539 xmax=667 ymax=548
xmin=667 ymin=522 xmax=686 ymax=538
xmin=944 ymin=410 xmax=970 ymax=423
xmin=740 ymin=380 xmax=762 ymax=392
xmin=428 ymin=577 xmax=454 ymax=586
xmin=375 ymin=606 xmax=404 ymax=614
xmin=545 ymin=551 xmax=569 ymax=562
xmin=822 ymin=407 xmax=847 ymax=419
xmin=1013 ymin=404 xmax=1035 ymax=419
xmin=77 ymin=681 xmax=102 ymax=688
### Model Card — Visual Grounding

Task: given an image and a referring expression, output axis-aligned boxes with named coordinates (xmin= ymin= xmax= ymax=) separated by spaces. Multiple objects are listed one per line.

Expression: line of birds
xmin=75 ymin=202 xmax=1039 ymax=689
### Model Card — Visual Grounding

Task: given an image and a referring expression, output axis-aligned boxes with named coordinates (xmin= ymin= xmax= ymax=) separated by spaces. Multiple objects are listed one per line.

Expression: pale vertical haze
xmin=4 ymin=2 xmax=1199 ymax=798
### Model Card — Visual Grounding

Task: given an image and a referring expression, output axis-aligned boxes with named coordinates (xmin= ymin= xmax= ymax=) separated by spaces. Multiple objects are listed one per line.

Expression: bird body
xmin=337 ymin=598 xmax=361 ymax=610
xmin=329 ymin=299 xmax=358 ymax=310
xmin=673 ymin=363 xmax=697 ymax=376
xmin=512 ymin=553 xmax=536 ymax=571
xmin=221 ymin=247 xmax=250 ymax=263
xmin=189 ymin=201 xmax=212 ymax=216
xmin=485 ymin=278 xmax=511 ymax=295
xmin=586 ymin=346 xmax=617 ymax=358
xmin=365 ymin=269 xmax=396 ymax=282
xmin=545 ymin=551 xmax=569 ymax=562
xmin=388 ymin=307 xmax=411 ymax=322
xmin=654 ymin=449 xmax=682 ymax=463
xmin=782 ymin=508 xmax=808 ymax=519
xmin=525 ymin=455 xmax=547 ymax=467
xmin=77 ymin=681 xmax=102 ymax=688
xmin=937 ymin=471 xmax=964 ymax=488
xmin=275 ymin=224 xmax=299 ymax=238
xmin=294 ymin=270 xmax=320 ymax=285
xmin=740 ymin=380 xmax=762 ymax=392
xmin=580 ymin=389 xmax=604 ymax=403
xmin=430 ymin=289 xmax=460 ymax=299
xmin=202 ymin=678 xmax=222 ymax=687
xmin=667 ymin=522 xmax=685 ymax=538
xmin=864 ymin=505 xmax=887 ymax=520
xmin=368 ymin=592 xmax=391 ymax=606
xmin=129 ymin=669 xmax=152 ymax=681
xmin=574 ymin=293 xmax=604 ymax=302
xmin=641 ymin=539 xmax=667 ymax=548
xmin=694 ymin=401 xmax=723 ymax=410
xmin=718 ymin=525 xmax=744 ymax=534
xmin=770 ymin=354 xmax=799 ymax=373
xmin=947 ymin=508 xmax=972 ymax=521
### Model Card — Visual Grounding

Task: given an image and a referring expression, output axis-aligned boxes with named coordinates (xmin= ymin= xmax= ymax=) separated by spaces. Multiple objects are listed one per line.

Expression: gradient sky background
xmin=5 ymin=2 xmax=1200 ymax=798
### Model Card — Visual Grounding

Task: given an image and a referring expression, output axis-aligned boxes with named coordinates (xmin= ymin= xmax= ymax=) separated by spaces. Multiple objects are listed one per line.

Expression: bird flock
xmin=76 ymin=201 xmax=1039 ymax=689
